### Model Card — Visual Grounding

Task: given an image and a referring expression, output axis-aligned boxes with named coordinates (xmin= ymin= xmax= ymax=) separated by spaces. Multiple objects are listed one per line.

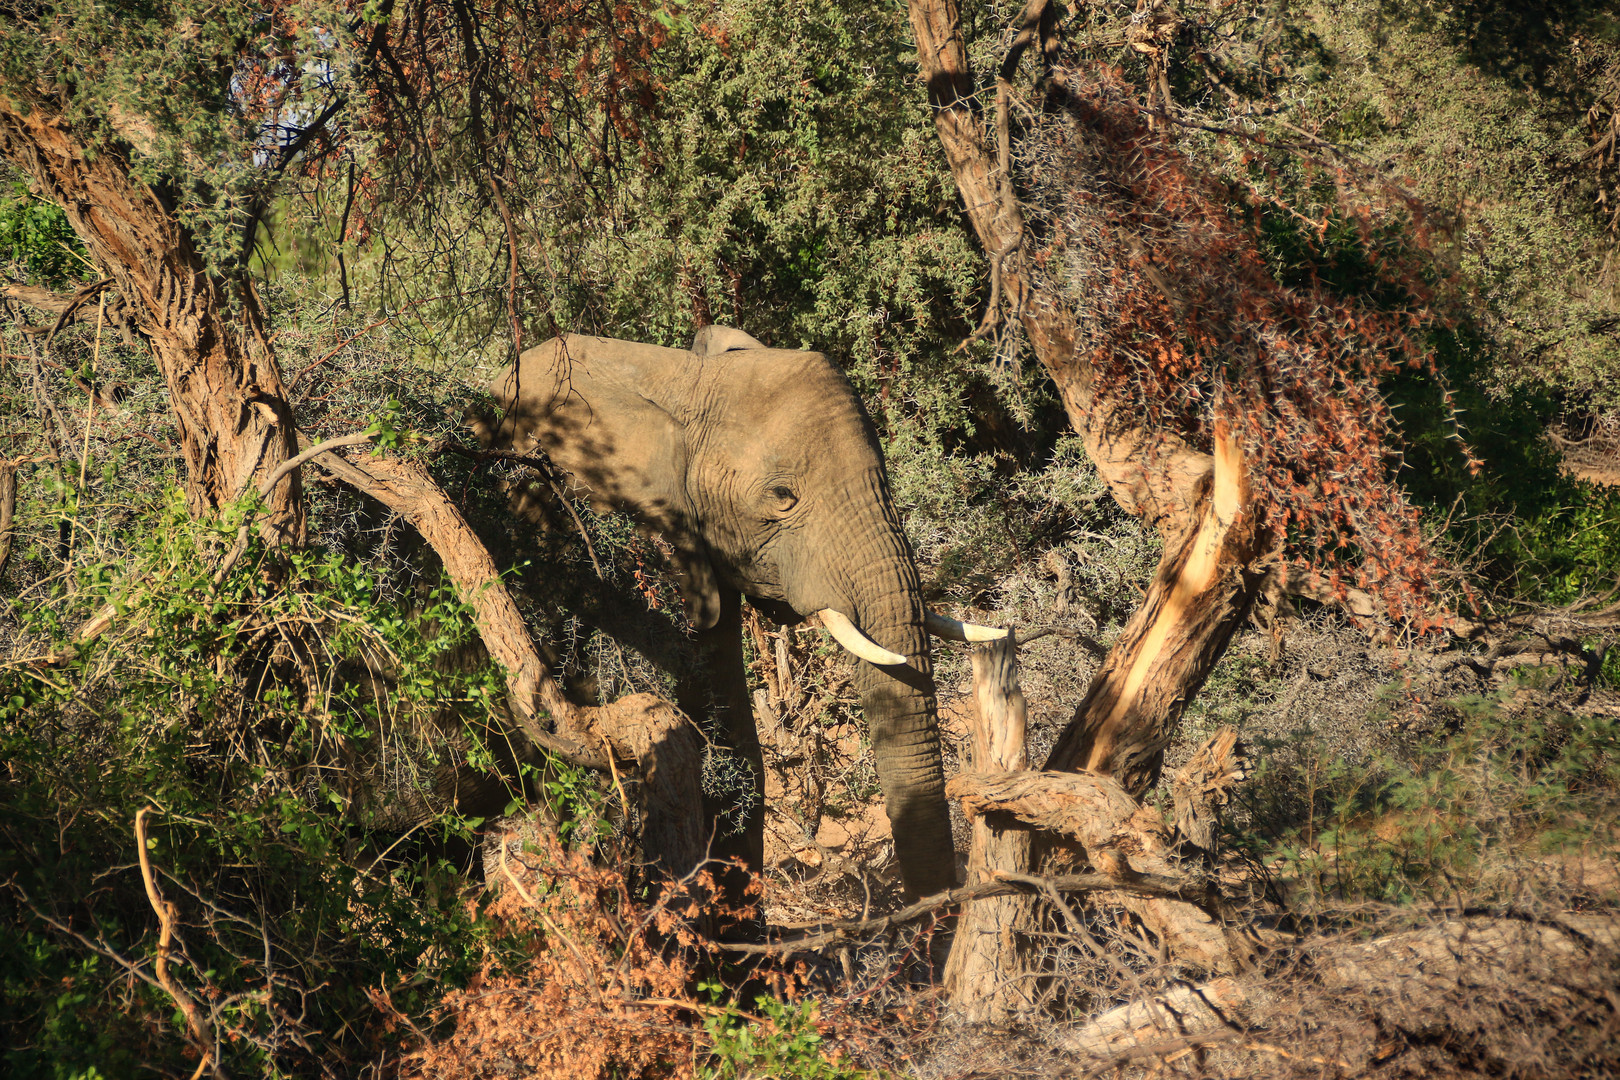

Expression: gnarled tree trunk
xmin=0 ymin=91 xmax=302 ymax=542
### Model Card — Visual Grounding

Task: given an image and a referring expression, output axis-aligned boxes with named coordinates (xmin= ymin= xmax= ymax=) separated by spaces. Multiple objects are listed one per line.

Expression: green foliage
xmin=1182 ymin=0 xmax=1620 ymax=415
xmin=0 ymin=170 xmax=89 ymax=287
xmin=1123 ymin=0 xmax=1620 ymax=607
xmin=542 ymin=759 xmax=616 ymax=847
xmin=0 ymin=491 xmax=517 ymax=1076
xmin=703 ymin=996 xmax=872 ymax=1080
xmin=0 ymin=0 xmax=360 ymax=272
xmin=1380 ymin=325 xmax=1620 ymax=604
xmin=1234 ymin=693 xmax=1620 ymax=905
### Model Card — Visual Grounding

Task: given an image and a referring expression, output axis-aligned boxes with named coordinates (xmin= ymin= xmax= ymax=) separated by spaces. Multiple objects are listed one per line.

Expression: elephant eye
xmin=769 ymin=485 xmax=799 ymax=512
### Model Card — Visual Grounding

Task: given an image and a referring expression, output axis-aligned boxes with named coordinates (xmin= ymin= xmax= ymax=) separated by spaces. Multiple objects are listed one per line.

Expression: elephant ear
xmin=690 ymin=325 xmax=764 ymax=356
xmin=490 ymin=335 xmax=725 ymax=630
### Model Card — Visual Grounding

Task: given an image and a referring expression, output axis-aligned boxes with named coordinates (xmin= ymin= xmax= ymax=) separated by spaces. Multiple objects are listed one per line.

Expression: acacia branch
xmin=298 ymin=440 xmax=606 ymax=765
xmin=211 ymin=431 xmax=376 ymax=584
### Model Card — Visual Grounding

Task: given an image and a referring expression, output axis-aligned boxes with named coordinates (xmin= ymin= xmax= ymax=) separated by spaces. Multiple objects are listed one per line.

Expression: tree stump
xmin=943 ymin=632 xmax=1035 ymax=1022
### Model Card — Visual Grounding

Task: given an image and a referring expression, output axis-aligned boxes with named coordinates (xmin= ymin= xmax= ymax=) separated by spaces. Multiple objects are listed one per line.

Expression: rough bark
xmin=905 ymin=0 xmax=1266 ymax=797
xmin=0 ymin=91 xmax=302 ymax=542
xmin=943 ymin=633 xmax=1035 ymax=1021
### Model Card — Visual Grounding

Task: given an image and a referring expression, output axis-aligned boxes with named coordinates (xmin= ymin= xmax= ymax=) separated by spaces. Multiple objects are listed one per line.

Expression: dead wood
xmin=1043 ymin=421 xmax=1262 ymax=793
xmin=135 ymin=806 xmax=225 ymax=1079
xmin=948 ymin=741 xmax=1255 ymax=973
xmin=946 ymin=767 xmax=1166 ymax=861
xmin=0 ymin=457 xmax=15 ymax=580
xmin=943 ymin=632 xmax=1037 ymax=1021
xmin=716 ymin=871 xmax=1201 ymax=955
xmin=1169 ymin=726 xmax=1245 ymax=854
xmin=2 ymin=280 xmax=140 ymax=345
xmin=1057 ymin=975 xmax=1248 ymax=1058
xmin=1055 ymin=913 xmax=1620 ymax=1075
xmin=948 ymin=768 xmax=1170 ymax=868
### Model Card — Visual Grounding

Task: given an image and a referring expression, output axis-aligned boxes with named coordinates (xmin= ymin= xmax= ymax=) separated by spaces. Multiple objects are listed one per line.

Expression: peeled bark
xmin=1169 ymin=727 xmax=1246 ymax=853
xmin=943 ymin=634 xmax=1035 ymax=1021
xmin=1044 ymin=425 xmax=1261 ymax=791
xmin=0 ymin=91 xmax=302 ymax=542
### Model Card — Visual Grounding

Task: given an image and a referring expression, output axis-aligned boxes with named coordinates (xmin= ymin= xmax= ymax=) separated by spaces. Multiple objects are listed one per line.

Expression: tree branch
xmin=716 ymin=870 xmax=1203 ymax=954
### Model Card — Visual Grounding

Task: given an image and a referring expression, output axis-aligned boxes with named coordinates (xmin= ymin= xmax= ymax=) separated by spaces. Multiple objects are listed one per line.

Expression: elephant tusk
xmin=924 ymin=611 xmax=1010 ymax=642
xmin=816 ymin=609 xmax=907 ymax=665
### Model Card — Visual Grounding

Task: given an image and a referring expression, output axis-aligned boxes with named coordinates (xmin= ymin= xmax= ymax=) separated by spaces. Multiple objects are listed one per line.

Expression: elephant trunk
xmin=835 ymin=528 xmax=956 ymax=900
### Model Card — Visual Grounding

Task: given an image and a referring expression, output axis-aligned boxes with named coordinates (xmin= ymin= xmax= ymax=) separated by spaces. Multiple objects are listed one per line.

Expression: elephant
xmin=485 ymin=326 xmax=1005 ymax=899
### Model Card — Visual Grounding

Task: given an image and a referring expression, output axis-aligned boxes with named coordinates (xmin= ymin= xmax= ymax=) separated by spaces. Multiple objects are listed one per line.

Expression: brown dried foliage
xmin=397 ymin=837 xmax=753 ymax=1080
xmin=1033 ymin=64 xmax=1460 ymax=624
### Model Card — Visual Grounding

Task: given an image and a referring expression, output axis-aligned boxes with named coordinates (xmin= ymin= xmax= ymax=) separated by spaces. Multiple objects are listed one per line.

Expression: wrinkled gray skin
xmin=489 ymin=328 xmax=955 ymax=899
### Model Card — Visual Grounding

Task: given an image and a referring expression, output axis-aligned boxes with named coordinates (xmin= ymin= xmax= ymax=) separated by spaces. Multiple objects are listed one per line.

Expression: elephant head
xmin=488 ymin=329 xmax=1002 ymax=899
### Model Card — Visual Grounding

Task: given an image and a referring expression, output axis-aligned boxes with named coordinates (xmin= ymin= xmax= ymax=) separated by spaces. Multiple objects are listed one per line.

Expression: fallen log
xmin=1055 ymin=913 xmax=1620 ymax=1073
xmin=1058 ymin=976 xmax=1248 ymax=1057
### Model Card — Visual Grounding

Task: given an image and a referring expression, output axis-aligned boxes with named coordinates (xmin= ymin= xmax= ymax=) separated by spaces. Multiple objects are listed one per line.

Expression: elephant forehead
xmin=701 ymin=351 xmax=869 ymax=424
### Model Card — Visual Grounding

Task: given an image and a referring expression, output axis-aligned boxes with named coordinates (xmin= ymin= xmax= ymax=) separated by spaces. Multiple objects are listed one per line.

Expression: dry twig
xmin=135 ymin=806 xmax=225 ymax=1079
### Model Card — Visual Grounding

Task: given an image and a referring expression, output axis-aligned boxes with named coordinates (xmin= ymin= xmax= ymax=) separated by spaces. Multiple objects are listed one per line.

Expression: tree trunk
xmin=0 ymin=92 xmax=302 ymax=542
xmin=905 ymin=0 xmax=1266 ymax=795
xmin=1043 ymin=423 xmax=1261 ymax=791
xmin=943 ymin=633 xmax=1035 ymax=1021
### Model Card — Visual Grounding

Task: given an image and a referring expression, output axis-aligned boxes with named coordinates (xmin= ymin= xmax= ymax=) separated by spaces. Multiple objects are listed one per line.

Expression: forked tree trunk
xmin=905 ymin=0 xmax=1267 ymax=796
xmin=0 ymin=92 xmax=303 ymax=542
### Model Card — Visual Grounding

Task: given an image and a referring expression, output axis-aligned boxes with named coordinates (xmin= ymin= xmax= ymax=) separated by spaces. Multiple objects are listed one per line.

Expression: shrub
xmin=1233 ymin=690 xmax=1620 ymax=906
